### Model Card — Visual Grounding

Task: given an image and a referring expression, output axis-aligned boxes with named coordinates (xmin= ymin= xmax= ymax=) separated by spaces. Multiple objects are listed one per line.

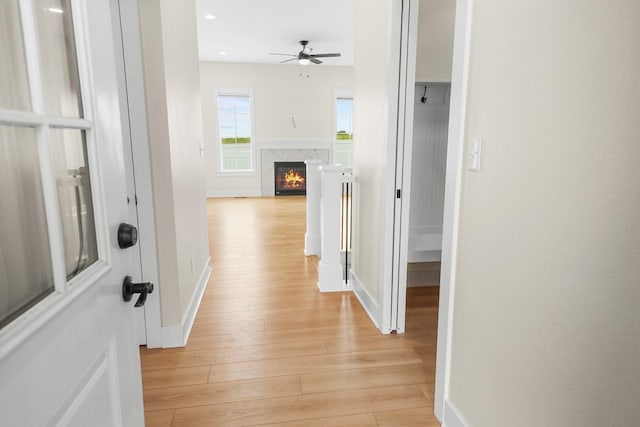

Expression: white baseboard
xmin=160 ymin=325 xmax=184 ymax=348
xmin=207 ymin=190 xmax=262 ymax=198
xmin=160 ymin=258 xmax=212 ymax=348
xmin=304 ymin=233 xmax=321 ymax=257
xmin=350 ymin=271 xmax=380 ymax=328
xmin=442 ymin=400 xmax=468 ymax=427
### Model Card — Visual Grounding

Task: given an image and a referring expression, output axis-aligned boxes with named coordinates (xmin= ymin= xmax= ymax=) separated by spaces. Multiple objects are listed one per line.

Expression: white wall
xmin=408 ymin=83 xmax=450 ymax=262
xmin=199 ymin=62 xmax=353 ymax=196
xmin=449 ymin=1 xmax=640 ymax=425
xmin=415 ymin=0 xmax=455 ymax=82
xmin=138 ymin=0 xmax=210 ymax=327
xmin=351 ymin=0 xmax=396 ymax=305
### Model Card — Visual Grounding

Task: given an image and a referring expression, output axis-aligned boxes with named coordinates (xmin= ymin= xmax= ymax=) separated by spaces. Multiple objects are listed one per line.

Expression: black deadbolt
xmin=118 ymin=223 xmax=138 ymax=249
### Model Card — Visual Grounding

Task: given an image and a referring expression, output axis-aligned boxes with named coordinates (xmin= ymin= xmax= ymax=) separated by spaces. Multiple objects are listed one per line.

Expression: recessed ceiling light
xmin=205 ymin=14 xmax=216 ymax=20
xmin=219 ymin=51 xmax=227 ymax=56
xmin=46 ymin=7 xmax=64 ymax=13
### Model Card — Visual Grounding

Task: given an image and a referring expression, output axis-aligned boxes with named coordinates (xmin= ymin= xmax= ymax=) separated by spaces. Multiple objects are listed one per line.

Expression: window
xmin=216 ymin=92 xmax=254 ymax=172
xmin=335 ymin=96 xmax=353 ymax=167
xmin=1 ymin=0 xmax=100 ymax=329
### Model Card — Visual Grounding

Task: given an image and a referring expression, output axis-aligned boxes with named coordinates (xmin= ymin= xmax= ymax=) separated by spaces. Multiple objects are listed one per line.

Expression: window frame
xmin=215 ymin=88 xmax=256 ymax=175
xmin=333 ymin=89 xmax=354 ymax=167
xmin=0 ymin=0 xmax=112 ymax=339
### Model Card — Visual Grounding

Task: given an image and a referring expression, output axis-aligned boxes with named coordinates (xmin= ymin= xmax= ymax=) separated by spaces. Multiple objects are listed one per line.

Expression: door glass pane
xmin=0 ymin=126 xmax=54 ymax=329
xmin=0 ymin=0 xmax=32 ymax=110
xmin=36 ymin=0 xmax=83 ymax=117
xmin=49 ymin=129 xmax=97 ymax=280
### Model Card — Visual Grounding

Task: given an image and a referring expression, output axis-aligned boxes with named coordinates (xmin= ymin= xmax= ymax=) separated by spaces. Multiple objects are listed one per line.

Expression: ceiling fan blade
xmin=280 ymin=58 xmax=299 ymax=63
xmin=310 ymin=53 xmax=341 ymax=58
xmin=270 ymin=53 xmax=298 ymax=57
xmin=310 ymin=57 xmax=322 ymax=64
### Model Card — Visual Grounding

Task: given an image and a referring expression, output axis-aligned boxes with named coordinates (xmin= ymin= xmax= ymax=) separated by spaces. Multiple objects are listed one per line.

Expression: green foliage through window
xmin=221 ymin=137 xmax=251 ymax=144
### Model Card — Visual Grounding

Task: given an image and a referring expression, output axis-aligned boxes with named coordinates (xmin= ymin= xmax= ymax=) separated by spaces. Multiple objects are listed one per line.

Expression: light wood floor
xmin=140 ymin=196 xmax=440 ymax=426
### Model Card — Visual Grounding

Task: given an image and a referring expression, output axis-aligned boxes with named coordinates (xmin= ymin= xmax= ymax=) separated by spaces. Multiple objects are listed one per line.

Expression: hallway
xmin=140 ymin=197 xmax=440 ymax=426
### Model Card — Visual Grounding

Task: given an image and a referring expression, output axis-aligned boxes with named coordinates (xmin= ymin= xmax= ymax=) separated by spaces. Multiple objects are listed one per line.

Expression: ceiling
xmin=195 ymin=0 xmax=354 ymax=66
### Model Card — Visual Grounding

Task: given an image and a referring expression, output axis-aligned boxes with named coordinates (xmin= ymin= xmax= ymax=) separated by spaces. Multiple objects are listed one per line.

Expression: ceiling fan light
xmin=298 ymin=58 xmax=311 ymax=66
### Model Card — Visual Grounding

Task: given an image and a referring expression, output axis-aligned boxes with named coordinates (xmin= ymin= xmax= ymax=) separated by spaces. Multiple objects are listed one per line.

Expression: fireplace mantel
xmin=259 ymin=138 xmax=331 ymax=150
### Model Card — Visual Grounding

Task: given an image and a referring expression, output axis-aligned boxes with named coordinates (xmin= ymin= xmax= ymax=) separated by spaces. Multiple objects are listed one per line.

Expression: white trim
xmin=115 ymin=0 xmax=163 ymax=348
xmin=47 ymin=117 xmax=93 ymax=129
xmin=407 ymin=251 xmax=441 ymax=263
xmin=72 ymin=0 xmax=113 ymax=291
xmin=304 ymin=159 xmax=323 ymax=256
xmin=317 ymin=280 xmax=351 ymax=293
xmin=394 ymin=0 xmax=420 ymax=334
xmin=206 ymin=190 xmax=262 ymax=198
xmin=181 ymin=258 xmax=212 ymax=344
xmin=51 ymin=348 xmax=108 ymax=425
xmin=435 ymin=0 xmax=474 ymax=421
xmin=161 ymin=259 xmax=211 ymax=348
xmin=409 ymin=226 xmax=443 ymax=252
xmin=416 ymin=79 xmax=452 ymax=84
xmin=381 ymin=0 xmax=420 ymax=335
xmin=160 ymin=325 xmax=184 ymax=349
xmin=350 ymin=271 xmax=381 ymax=330
xmin=0 ymin=110 xmax=43 ymax=126
xmin=0 ymin=0 xmax=117 ymax=335
xmin=18 ymin=0 xmax=68 ymax=293
xmin=379 ymin=0 xmax=404 ymax=337
xmin=260 ymin=138 xmax=332 ymax=150
xmin=0 ymin=262 xmax=110 ymax=361
xmin=304 ymin=233 xmax=321 ymax=256
xmin=442 ymin=400 xmax=469 ymax=427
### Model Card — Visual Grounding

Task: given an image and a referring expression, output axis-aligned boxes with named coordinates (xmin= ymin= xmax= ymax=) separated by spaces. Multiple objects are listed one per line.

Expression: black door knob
xmin=118 ymin=223 xmax=138 ymax=249
xmin=122 ymin=276 xmax=154 ymax=307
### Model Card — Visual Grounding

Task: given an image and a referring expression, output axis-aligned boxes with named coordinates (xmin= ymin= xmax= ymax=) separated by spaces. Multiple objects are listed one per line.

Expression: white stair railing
xmin=317 ymin=165 xmax=353 ymax=292
xmin=304 ymin=159 xmax=322 ymax=257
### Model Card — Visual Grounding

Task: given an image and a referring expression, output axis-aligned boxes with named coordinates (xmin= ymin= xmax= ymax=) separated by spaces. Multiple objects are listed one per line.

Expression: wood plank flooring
xmin=140 ymin=197 xmax=440 ymax=426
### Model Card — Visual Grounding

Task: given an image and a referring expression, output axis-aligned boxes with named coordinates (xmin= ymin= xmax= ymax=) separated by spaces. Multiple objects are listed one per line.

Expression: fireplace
xmin=274 ymin=162 xmax=306 ymax=196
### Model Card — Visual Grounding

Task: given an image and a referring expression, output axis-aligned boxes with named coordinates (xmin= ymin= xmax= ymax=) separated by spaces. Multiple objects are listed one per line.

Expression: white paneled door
xmin=0 ymin=0 xmax=144 ymax=425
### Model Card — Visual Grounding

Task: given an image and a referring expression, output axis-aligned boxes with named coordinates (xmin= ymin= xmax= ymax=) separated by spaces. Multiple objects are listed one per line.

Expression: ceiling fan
xmin=270 ymin=40 xmax=341 ymax=65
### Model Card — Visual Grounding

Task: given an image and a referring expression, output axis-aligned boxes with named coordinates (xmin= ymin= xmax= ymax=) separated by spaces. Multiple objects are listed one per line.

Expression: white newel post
xmin=317 ymin=165 xmax=350 ymax=292
xmin=304 ymin=159 xmax=322 ymax=257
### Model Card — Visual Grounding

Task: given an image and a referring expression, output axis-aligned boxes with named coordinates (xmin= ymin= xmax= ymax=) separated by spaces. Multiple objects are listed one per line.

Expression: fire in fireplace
xmin=274 ymin=162 xmax=306 ymax=196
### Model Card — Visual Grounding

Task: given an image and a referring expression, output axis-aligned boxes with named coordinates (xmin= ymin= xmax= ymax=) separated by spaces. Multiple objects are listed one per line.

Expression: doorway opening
xmin=406 ymin=81 xmax=451 ymax=307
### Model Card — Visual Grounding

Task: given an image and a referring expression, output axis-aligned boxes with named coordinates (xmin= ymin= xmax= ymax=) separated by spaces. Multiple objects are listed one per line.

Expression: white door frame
xmin=113 ymin=0 xmax=163 ymax=348
xmin=379 ymin=0 xmax=416 ymax=334
xmin=384 ymin=0 xmax=473 ymax=422
xmin=383 ymin=0 xmax=419 ymax=335
xmin=433 ymin=0 xmax=473 ymax=421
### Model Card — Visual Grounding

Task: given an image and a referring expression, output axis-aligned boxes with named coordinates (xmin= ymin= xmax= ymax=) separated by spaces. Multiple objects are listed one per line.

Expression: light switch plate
xmin=468 ymin=137 xmax=482 ymax=171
